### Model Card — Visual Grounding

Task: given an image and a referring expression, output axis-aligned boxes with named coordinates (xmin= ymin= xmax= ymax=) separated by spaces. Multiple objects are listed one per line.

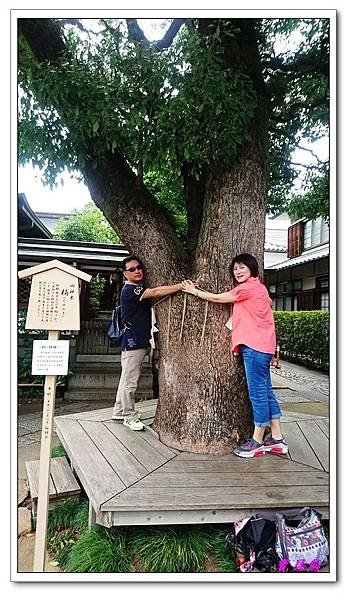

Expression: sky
xmin=17 ymin=16 xmax=329 ymax=215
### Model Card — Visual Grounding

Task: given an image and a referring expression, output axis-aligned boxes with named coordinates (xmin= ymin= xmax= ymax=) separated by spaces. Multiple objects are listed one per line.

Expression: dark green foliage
xmin=45 ymin=499 xmax=238 ymax=573
xmin=143 ymin=169 xmax=187 ymax=241
xmin=89 ymin=274 xmax=107 ymax=317
xmin=47 ymin=499 xmax=89 ymax=568
xmin=47 ymin=498 xmax=88 ymax=534
xmin=53 ymin=202 xmax=121 ymax=243
xmin=274 ymin=310 xmax=329 ymax=371
xmin=66 ymin=524 xmax=132 ymax=573
xmin=287 ymin=168 xmax=329 ymax=222
xmin=51 ymin=443 xmax=68 ymax=458
xmin=128 ymin=524 xmax=216 ymax=572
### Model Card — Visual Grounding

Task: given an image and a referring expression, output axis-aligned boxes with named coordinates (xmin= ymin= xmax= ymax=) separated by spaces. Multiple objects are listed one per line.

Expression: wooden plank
xmin=26 ymin=460 xmax=55 ymax=499
xmin=297 ymin=420 xmax=329 ymax=472
xmin=102 ymin=484 xmax=329 ymax=511
xmin=69 ymin=403 xmax=156 ymax=422
xmin=81 ymin=420 xmax=148 ymax=487
xmin=63 ymin=408 xmax=114 ymax=421
xmin=281 ymin=412 xmax=318 ymax=422
xmin=156 ymin=457 xmax=321 ymax=476
xmin=165 ymin=456 xmax=320 ymax=473
xmin=99 ymin=505 xmax=330 ymax=527
xmin=281 ymin=421 xmax=323 ymax=470
xmin=49 ymin=456 xmax=80 ymax=496
xmin=315 ymin=418 xmax=329 ymax=437
xmin=135 ymin=398 xmax=158 ymax=410
xmin=137 ymin=470 xmax=328 ymax=488
xmin=106 ymin=421 xmax=172 ymax=471
xmin=136 ymin=428 xmax=178 ymax=460
xmin=55 ymin=417 xmax=126 ymax=510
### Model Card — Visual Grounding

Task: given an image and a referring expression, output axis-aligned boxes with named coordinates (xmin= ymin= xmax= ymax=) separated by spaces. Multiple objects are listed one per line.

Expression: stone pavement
xmin=16 ymin=361 xmax=329 ymax=573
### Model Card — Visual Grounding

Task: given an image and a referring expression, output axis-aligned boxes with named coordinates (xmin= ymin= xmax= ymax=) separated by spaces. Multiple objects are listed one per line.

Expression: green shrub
xmin=47 ymin=498 xmax=88 ymax=534
xmin=47 ymin=499 xmax=89 ymax=568
xmin=274 ymin=310 xmax=329 ymax=371
xmin=128 ymin=525 xmax=213 ymax=572
xmin=51 ymin=444 xmax=68 ymax=458
xmin=66 ymin=524 xmax=131 ymax=573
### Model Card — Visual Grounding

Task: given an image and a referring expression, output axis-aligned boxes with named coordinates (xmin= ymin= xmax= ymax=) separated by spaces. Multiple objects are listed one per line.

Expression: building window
xmin=317 ymin=277 xmax=329 ymax=289
xmin=321 ymin=292 xmax=329 ymax=310
xmin=288 ymin=221 xmax=304 ymax=258
xmin=285 ymin=296 xmax=292 ymax=311
xmin=304 ymin=217 xmax=329 ymax=250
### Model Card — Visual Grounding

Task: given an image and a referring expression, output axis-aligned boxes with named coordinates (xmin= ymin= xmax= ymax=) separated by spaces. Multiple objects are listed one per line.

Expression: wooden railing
xmin=76 ymin=319 xmax=117 ymax=354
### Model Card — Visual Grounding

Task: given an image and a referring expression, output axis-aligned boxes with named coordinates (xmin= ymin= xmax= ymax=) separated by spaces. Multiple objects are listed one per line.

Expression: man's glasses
xmin=124 ymin=265 xmax=143 ymax=273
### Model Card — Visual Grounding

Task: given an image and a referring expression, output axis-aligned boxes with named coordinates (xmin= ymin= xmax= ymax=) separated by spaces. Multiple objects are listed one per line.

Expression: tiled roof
xmin=267 ymin=243 xmax=329 ymax=270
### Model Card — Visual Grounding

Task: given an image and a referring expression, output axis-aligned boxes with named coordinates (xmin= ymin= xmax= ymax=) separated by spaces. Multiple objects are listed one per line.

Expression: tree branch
xmin=153 ymin=19 xmax=186 ymax=50
xmin=126 ymin=18 xmax=185 ymax=51
xmin=18 ymin=18 xmax=66 ymax=63
xmin=262 ymin=54 xmax=329 ymax=76
xmin=270 ymin=97 xmax=328 ymax=124
xmin=125 ymin=18 xmax=150 ymax=46
xmin=181 ymin=163 xmax=206 ymax=261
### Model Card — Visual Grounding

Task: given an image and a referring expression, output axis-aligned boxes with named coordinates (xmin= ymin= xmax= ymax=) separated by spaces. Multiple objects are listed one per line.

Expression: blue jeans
xmin=240 ymin=345 xmax=282 ymax=427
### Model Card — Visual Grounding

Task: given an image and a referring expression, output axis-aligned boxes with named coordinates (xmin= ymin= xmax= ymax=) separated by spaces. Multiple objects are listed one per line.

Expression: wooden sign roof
xmin=18 ymin=259 xmax=92 ymax=283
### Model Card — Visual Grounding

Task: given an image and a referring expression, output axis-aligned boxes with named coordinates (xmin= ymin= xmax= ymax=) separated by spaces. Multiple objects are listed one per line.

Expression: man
xmin=112 ymin=255 xmax=183 ymax=431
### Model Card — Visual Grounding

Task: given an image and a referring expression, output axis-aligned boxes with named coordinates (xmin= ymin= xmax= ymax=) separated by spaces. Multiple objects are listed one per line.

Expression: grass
xmin=51 ymin=443 xmax=68 ymax=458
xmin=46 ymin=499 xmax=89 ymax=568
xmin=66 ymin=525 xmax=132 ymax=573
xmin=128 ymin=525 xmax=217 ymax=572
xmin=45 ymin=499 xmax=238 ymax=573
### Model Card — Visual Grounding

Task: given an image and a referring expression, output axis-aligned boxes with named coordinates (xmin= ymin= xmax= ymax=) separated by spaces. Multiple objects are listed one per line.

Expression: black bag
xmin=107 ymin=306 xmax=124 ymax=347
xmin=226 ymin=516 xmax=279 ymax=572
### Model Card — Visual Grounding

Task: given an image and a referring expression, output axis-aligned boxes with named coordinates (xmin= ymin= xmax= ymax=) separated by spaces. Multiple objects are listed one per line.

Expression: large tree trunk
xmin=152 ymin=140 xmax=268 ymax=453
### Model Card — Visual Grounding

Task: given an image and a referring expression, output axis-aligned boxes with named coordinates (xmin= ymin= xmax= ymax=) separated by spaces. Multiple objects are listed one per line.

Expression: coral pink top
xmin=230 ymin=277 xmax=276 ymax=354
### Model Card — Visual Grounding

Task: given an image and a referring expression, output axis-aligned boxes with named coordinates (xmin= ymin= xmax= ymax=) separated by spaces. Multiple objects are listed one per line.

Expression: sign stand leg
xmin=33 ymin=330 xmax=59 ymax=572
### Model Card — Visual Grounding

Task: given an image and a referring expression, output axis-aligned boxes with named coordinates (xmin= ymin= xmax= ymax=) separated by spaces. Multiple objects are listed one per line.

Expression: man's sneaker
xmin=123 ymin=416 xmax=144 ymax=431
xmin=112 ymin=415 xmax=124 ymax=421
xmin=263 ymin=436 xmax=288 ymax=455
xmin=234 ymin=438 xmax=265 ymax=458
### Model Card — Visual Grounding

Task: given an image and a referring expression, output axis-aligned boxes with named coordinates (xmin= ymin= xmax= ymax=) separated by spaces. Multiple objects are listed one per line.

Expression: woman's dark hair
xmin=229 ymin=253 xmax=259 ymax=285
xmin=121 ymin=255 xmax=144 ymax=271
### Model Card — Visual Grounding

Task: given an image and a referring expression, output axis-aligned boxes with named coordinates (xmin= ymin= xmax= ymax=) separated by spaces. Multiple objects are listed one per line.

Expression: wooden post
xmin=33 ymin=330 xmax=59 ymax=572
xmin=18 ymin=261 xmax=92 ymax=573
xmin=88 ymin=501 xmax=96 ymax=529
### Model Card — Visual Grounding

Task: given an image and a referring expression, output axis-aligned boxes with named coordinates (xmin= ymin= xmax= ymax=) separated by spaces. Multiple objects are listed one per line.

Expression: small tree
xmin=53 ymin=202 xmax=122 ymax=244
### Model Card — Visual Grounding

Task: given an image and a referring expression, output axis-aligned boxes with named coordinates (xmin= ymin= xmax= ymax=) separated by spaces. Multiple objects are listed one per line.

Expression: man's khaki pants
xmin=113 ymin=348 xmax=148 ymax=418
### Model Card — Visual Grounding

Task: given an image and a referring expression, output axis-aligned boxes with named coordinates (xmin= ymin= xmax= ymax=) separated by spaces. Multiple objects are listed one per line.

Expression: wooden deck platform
xmin=55 ymin=399 xmax=329 ymax=528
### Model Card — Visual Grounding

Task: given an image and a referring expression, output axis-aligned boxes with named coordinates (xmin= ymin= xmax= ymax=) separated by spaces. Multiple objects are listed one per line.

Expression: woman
xmin=181 ymin=253 xmax=288 ymax=459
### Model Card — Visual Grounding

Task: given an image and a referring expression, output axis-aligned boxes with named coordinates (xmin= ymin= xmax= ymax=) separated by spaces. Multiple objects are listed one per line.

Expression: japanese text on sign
xmin=32 ymin=340 xmax=70 ymax=375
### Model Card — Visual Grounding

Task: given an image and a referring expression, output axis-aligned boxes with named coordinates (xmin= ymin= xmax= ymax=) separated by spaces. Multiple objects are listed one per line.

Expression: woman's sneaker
xmin=123 ymin=415 xmax=144 ymax=431
xmin=234 ymin=438 xmax=265 ymax=458
xmin=263 ymin=436 xmax=288 ymax=455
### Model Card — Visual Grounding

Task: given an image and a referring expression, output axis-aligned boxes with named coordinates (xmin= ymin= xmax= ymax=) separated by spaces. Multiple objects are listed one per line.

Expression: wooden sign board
xmin=19 ymin=260 xmax=92 ymax=332
xmin=17 ymin=260 xmax=92 ymax=572
xmin=25 ymin=268 xmax=80 ymax=331
xmin=32 ymin=340 xmax=70 ymax=375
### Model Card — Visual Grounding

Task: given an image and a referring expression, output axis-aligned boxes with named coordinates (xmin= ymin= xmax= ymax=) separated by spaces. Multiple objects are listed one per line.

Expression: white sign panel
xmin=32 ymin=340 xmax=70 ymax=375
xmin=26 ymin=268 xmax=80 ymax=331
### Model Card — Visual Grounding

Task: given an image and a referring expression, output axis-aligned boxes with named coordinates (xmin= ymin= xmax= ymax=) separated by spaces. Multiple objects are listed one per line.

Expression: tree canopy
xmin=53 ymin=201 xmax=121 ymax=243
xmin=18 ymin=16 xmax=329 ymax=237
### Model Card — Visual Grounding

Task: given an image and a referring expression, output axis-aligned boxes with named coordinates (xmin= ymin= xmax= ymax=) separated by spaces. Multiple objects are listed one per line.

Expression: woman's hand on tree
xmin=181 ymin=280 xmax=197 ymax=294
